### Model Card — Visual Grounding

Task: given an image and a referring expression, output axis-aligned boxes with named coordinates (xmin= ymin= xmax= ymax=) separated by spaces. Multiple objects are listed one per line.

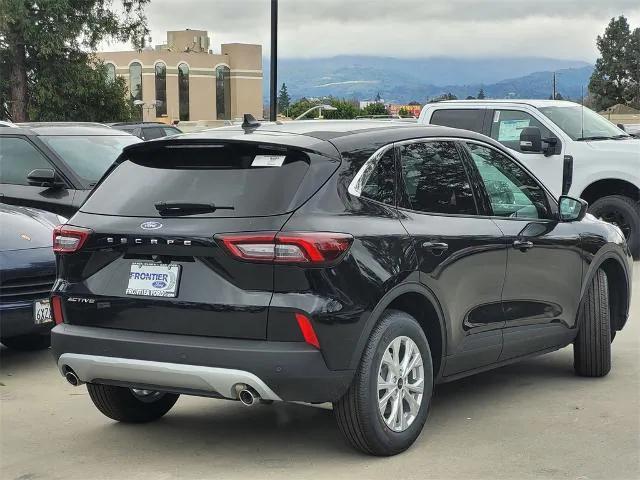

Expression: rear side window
xmin=143 ymin=127 xmax=164 ymax=140
xmin=357 ymin=149 xmax=396 ymax=205
xmin=0 ymin=137 xmax=54 ymax=186
xmin=430 ymin=109 xmax=485 ymax=133
xmin=81 ymin=143 xmax=337 ymax=218
xmin=399 ymin=141 xmax=476 ymax=215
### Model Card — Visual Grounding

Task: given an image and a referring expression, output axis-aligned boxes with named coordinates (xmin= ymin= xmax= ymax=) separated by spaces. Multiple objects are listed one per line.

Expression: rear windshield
xmin=80 ymin=142 xmax=337 ymax=218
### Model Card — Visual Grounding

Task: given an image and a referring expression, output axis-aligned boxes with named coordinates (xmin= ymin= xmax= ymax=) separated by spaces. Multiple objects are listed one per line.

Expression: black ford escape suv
xmin=50 ymin=121 xmax=632 ymax=456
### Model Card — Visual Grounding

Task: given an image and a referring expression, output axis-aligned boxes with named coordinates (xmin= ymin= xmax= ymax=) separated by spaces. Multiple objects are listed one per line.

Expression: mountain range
xmin=263 ymin=56 xmax=594 ymax=103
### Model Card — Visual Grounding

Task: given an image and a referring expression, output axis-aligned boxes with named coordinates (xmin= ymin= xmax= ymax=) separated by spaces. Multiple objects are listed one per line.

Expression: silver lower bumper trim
xmin=57 ymin=353 xmax=282 ymax=401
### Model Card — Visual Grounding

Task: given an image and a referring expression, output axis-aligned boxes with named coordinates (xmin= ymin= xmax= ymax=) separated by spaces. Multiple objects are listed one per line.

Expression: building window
xmin=155 ymin=62 xmax=167 ymax=116
xmin=216 ymin=65 xmax=231 ymax=120
xmin=178 ymin=63 xmax=190 ymax=121
xmin=106 ymin=63 xmax=116 ymax=83
xmin=129 ymin=62 xmax=142 ymax=102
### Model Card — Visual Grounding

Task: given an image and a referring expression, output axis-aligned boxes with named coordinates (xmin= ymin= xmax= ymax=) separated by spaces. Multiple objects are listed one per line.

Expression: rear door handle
xmin=512 ymin=240 xmax=534 ymax=251
xmin=422 ymin=241 xmax=449 ymax=252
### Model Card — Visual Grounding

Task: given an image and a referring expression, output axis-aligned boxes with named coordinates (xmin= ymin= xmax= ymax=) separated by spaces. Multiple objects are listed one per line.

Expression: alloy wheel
xmin=377 ymin=336 xmax=424 ymax=432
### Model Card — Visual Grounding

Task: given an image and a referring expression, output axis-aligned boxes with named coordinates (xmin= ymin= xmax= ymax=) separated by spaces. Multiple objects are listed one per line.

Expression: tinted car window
xmin=0 ymin=137 xmax=53 ymax=186
xmin=489 ymin=110 xmax=554 ymax=153
xmin=359 ymin=149 xmax=396 ymax=205
xmin=39 ymin=135 xmax=140 ymax=185
xmin=399 ymin=141 xmax=476 ymax=215
xmin=81 ymin=143 xmax=337 ymax=218
xmin=143 ymin=127 xmax=164 ymax=140
xmin=467 ymin=143 xmax=550 ymax=219
xmin=430 ymin=109 xmax=485 ymax=133
xmin=162 ymin=127 xmax=181 ymax=136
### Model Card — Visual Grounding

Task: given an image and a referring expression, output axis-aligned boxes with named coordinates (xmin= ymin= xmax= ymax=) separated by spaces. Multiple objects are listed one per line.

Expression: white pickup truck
xmin=419 ymin=100 xmax=640 ymax=258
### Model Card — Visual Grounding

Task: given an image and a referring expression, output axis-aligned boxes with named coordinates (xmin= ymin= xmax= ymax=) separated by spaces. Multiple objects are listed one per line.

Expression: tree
xmin=588 ymin=16 xmax=637 ymax=111
xmin=398 ymin=107 xmax=410 ymax=117
xmin=324 ymin=99 xmax=359 ymax=119
xmin=277 ymin=82 xmax=291 ymax=115
xmin=548 ymin=93 xmax=564 ymax=100
xmin=0 ymin=0 xmax=149 ymax=121
xmin=477 ymin=88 xmax=486 ymax=99
xmin=362 ymin=102 xmax=387 ymax=116
xmin=466 ymin=95 xmax=476 ymax=100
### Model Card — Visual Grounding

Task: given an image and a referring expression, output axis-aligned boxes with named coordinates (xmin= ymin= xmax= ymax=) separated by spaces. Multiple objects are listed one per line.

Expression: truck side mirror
xmin=520 ymin=127 xmax=542 ymax=152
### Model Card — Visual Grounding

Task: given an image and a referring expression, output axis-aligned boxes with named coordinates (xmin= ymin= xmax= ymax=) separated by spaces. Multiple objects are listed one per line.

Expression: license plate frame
xmin=126 ymin=262 xmax=181 ymax=298
xmin=34 ymin=299 xmax=53 ymax=325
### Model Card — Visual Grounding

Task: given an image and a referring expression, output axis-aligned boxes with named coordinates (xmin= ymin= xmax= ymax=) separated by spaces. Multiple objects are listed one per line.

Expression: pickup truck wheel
xmin=86 ymin=383 xmax=179 ymax=423
xmin=334 ymin=309 xmax=433 ymax=456
xmin=574 ymin=269 xmax=611 ymax=377
xmin=1 ymin=333 xmax=50 ymax=351
xmin=588 ymin=195 xmax=640 ymax=259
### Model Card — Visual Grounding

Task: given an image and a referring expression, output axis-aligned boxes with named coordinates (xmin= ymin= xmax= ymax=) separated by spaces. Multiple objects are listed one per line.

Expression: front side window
xmin=430 ymin=109 xmax=485 ymax=133
xmin=216 ymin=65 xmax=231 ymax=120
xmin=39 ymin=135 xmax=140 ymax=186
xmin=357 ymin=149 xmax=396 ymax=205
xmin=129 ymin=62 xmax=142 ymax=102
xmin=489 ymin=110 xmax=554 ymax=153
xmin=399 ymin=141 xmax=476 ymax=215
xmin=0 ymin=137 xmax=54 ymax=186
xmin=178 ymin=63 xmax=190 ymax=121
xmin=155 ymin=63 xmax=167 ymax=116
xmin=466 ymin=143 xmax=550 ymax=219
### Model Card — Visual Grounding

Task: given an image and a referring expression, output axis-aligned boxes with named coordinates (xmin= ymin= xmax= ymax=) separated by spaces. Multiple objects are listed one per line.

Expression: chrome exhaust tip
xmin=63 ymin=368 xmax=82 ymax=386
xmin=238 ymin=387 xmax=259 ymax=406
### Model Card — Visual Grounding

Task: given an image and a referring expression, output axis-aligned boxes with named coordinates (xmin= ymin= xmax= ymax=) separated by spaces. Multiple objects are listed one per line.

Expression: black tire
xmin=86 ymin=383 xmax=179 ymax=423
xmin=1 ymin=333 xmax=50 ymax=351
xmin=588 ymin=195 xmax=640 ymax=259
xmin=574 ymin=269 xmax=611 ymax=377
xmin=334 ymin=309 xmax=434 ymax=456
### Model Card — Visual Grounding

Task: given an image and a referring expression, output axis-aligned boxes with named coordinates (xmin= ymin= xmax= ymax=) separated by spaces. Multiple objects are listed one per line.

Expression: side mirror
xmin=520 ymin=127 xmax=542 ymax=152
xmin=27 ymin=168 xmax=60 ymax=188
xmin=558 ymin=195 xmax=588 ymax=222
xmin=617 ymin=123 xmax=626 ymax=131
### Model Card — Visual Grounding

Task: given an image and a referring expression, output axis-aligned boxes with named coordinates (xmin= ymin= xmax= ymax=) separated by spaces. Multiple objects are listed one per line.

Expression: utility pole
xmin=269 ymin=0 xmax=278 ymax=121
xmin=552 ymin=72 xmax=556 ymax=100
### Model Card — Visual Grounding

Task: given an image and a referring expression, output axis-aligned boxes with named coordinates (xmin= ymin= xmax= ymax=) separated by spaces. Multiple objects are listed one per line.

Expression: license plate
xmin=34 ymin=299 xmax=52 ymax=324
xmin=126 ymin=262 xmax=181 ymax=298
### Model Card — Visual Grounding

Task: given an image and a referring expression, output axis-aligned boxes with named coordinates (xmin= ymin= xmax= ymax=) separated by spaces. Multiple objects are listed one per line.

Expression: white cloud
xmin=100 ymin=0 xmax=640 ymax=61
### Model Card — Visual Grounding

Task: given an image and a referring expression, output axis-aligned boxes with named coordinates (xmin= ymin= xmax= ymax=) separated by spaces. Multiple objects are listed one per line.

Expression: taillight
xmin=216 ymin=232 xmax=353 ymax=264
xmin=51 ymin=295 xmax=64 ymax=325
xmin=53 ymin=225 xmax=92 ymax=253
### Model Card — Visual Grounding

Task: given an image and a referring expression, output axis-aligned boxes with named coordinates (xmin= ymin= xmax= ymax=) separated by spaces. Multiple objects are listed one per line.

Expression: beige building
xmin=98 ymin=30 xmax=263 ymax=123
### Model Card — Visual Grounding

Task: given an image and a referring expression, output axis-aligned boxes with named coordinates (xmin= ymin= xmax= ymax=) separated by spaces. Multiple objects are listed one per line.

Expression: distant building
xmin=388 ymin=104 xmax=422 ymax=117
xmin=97 ymin=29 xmax=263 ymax=123
xmin=359 ymin=99 xmax=385 ymax=109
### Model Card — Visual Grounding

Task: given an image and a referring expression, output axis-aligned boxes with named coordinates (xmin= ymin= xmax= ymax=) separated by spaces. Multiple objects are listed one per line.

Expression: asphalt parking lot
xmin=1 ymin=264 xmax=638 ymax=480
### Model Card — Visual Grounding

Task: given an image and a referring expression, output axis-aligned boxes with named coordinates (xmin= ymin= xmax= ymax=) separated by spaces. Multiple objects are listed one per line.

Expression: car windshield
xmin=39 ymin=135 xmax=141 ymax=185
xmin=537 ymin=105 xmax=630 ymax=141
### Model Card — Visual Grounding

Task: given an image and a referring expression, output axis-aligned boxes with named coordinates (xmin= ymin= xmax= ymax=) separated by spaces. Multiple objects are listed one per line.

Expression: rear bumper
xmin=51 ymin=324 xmax=354 ymax=403
xmin=1 ymin=303 xmax=53 ymax=339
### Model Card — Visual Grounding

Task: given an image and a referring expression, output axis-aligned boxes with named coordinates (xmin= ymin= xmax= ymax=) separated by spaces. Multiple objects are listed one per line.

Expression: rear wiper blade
xmin=154 ymin=201 xmax=234 ymax=215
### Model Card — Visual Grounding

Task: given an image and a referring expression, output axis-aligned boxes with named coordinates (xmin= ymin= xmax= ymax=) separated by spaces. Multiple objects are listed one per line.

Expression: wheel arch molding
xmin=348 ymin=281 xmax=448 ymax=379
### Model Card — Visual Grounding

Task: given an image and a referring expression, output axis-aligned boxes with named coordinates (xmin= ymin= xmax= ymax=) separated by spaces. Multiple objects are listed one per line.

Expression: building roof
xmin=599 ymin=103 xmax=640 ymax=114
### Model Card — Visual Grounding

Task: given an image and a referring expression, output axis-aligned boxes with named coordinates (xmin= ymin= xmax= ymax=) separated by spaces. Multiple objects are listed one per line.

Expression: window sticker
xmin=252 ymin=155 xmax=286 ymax=167
xmin=498 ymin=119 xmax=531 ymax=141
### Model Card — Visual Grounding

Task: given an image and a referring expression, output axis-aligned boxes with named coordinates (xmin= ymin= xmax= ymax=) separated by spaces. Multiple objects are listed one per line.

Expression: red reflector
xmin=53 ymin=225 xmax=92 ymax=253
xmin=295 ymin=313 xmax=320 ymax=349
xmin=216 ymin=231 xmax=353 ymax=264
xmin=51 ymin=296 xmax=64 ymax=325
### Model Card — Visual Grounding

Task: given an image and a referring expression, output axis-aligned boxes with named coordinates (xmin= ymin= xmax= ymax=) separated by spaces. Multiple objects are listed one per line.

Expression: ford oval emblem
xmin=152 ymin=280 xmax=167 ymax=289
xmin=140 ymin=221 xmax=163 ymax=230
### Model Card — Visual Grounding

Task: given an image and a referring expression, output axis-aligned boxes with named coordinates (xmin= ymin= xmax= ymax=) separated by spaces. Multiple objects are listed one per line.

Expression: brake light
xmin=51 ymin=296 xmax=64 ymax=325
xmin=53 ymin=225 xmax=92 ymax=253
xmin=216 ymin=232 xmax=353 ymax=264
xmin=295 ymin=313 xmax=320 ymax=349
